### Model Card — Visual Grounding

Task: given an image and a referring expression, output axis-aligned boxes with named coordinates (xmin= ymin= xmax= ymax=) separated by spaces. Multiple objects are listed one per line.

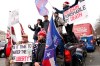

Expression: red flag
xmin=6 ymin=26 xmax=16 ymax=57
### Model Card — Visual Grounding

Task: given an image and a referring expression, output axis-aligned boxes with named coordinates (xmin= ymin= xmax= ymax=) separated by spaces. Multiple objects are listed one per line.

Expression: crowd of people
xmin=5 ymin=0 xmax=80 ymax=66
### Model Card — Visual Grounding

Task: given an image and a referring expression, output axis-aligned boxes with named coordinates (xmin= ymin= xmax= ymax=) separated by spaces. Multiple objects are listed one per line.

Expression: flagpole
xmin=48 ymin=1 xmax=53 ymax=7
xmin=9 ymin=11 xmax=13 ymax=47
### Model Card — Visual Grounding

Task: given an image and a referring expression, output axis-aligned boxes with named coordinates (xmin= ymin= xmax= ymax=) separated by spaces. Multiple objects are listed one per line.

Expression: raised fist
xmin=28 ymin=24 xmax=31 ymax=28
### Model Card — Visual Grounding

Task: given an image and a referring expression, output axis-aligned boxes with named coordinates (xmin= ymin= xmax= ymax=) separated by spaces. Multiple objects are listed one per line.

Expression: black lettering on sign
xmin=20 ymin=45 xmax=26 ymax=49
xmin=82 ymin=5 xmax=86 ymax=10
xmin=12 ymin=50 xmax=20 ymax=54
xmin=28 ymin=44 xmax=32 ymax=48
xmin=16 ymin=45 xmax=18 ymax=49
xmin=12 ymin=56 xmax=15 ymax=60
xmin=21 ymin=50 xmax=26 ymax=54
xmin=12 ymin=45 xmax=15 ymax=49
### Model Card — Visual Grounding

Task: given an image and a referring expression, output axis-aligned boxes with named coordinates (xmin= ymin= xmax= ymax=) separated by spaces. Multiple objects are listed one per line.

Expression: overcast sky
xmin=0 ymin=0 xmax=100 ymax=41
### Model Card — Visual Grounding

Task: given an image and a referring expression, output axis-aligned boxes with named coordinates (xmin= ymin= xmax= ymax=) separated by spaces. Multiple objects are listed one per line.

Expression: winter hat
xmin=63 ymin=1 xmax=70 ymax=5
xmin=38 ymin=30 xmax=46 ymax=37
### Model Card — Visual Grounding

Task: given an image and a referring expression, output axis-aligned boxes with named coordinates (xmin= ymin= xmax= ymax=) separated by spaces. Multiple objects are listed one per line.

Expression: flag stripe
xmin=19 ymin=23 xmax=25 ymax=36
xmin=35 ymin=0 xmax=48 ymax=16
xmin=49 ymin=57 xmax=55 ymax=66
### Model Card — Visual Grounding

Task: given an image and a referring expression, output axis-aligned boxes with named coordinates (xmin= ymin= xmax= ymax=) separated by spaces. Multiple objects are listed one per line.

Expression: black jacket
xmin=28 ymin=24 xmax=43 ymax=40
xmin=43 ymin=20 xmax=49 ymax=32
xmin=32 ymin=39 xmax=46 ymax=65
xmin=54 ymin=0 xmax=79 ymax=14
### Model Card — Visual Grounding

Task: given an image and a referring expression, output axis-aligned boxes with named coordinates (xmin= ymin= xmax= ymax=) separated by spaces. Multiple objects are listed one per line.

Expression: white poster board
xmin=12 ymin=43 xmax=33 ymax=62
xmin=64 ymin=1 xmax=88 ymax=23
xmin=8 ymin=10 xmax=19 ymax=26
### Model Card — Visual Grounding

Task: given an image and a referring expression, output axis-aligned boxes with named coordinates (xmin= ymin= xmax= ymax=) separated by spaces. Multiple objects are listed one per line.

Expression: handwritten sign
xmin=64 ymin=1 xmax=88 ymax=23
xmin=12 ymin=43 xmax=33 ymax=62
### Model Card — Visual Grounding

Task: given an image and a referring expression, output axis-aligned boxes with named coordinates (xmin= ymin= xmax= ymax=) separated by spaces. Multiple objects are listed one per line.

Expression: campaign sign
xmin=12 ymin=43 xmax=32 ymax=62
xmin=64 ymin=1 xmax=88 ymax=23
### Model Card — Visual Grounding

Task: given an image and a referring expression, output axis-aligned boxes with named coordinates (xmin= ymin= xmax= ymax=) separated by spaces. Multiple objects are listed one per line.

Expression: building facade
xmin=0 ymin=30 xmax=6 ymax=41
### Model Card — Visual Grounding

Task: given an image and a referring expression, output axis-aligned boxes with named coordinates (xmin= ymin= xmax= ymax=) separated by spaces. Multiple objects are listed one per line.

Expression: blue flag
xmin=42 ymin=16 xmax=64 ymax=66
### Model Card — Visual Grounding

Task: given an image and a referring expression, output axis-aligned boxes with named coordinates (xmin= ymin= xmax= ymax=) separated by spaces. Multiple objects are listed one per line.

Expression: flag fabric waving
xmin=42 ymin=15 xmax=64 ymax=66
xmin=6 ymin=26 xmax=17 ymax=57
xmin=35 ymin=0 xmax=49 ymax=16
xmin=19 ymin=23 xmax=25 ymax=36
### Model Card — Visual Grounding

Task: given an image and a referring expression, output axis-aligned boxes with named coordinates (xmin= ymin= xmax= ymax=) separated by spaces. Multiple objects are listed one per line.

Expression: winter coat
xmin=54 ymin=0 xmax=79 ymax=14
xmin=43 ymin=20 xmax=49 ymax=32
xmin=28 ymin=24 xmax=43 ymax=40
xmin=32 ymin=39 xmax=46 ymax=65
xmin=54 ymin=17 xmax=65 ymax=33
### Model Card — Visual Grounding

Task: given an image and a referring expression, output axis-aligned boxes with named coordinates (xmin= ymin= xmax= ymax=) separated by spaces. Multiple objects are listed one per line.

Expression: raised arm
xmin=53 ymin=7 xmax=64 ymax=14
xmin=28 ymin=25 xmax=36 ymax=31
xmin=70 ymin=0 xmax=79 ymax=8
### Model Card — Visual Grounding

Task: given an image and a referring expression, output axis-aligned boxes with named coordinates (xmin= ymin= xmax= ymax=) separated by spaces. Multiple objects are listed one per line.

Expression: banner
xmin=64 ymin=0 xmax=88 ymax=23
xmin=73 ymin=23 xmax=93 ymax=39
xmin=9 ymin=10 xmax=19 ymax=26
xmin=12 ymin=43 xmax=32 ymax=62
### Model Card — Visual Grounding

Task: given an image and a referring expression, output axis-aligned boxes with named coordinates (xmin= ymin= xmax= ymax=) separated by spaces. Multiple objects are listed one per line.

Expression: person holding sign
xmin=32 ymin=30 xmax=46 ymax=66
xmin=10 ymin=34 xmax=31 ymax=66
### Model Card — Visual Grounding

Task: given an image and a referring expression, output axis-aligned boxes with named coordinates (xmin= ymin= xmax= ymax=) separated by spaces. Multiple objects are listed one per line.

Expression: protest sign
xmin=64 ymin=1 xmax=88 ymax=23
xmin=12 ymin=43 xmax=32 ymax=62
xmin=8 ymin=10 xmax=19 ymax=26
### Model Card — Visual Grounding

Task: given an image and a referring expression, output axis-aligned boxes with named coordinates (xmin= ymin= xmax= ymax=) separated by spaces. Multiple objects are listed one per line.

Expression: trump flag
xmin=42 ymin=15 xmax=63 ymax=66
xmin=35 ymin=0 xmax=49 ymax=16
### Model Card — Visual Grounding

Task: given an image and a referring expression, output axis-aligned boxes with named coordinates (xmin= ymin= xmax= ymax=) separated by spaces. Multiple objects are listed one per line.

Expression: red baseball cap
xmin=38 ymin=30 xmax=46 ymax=37
xmin=63 ymin=1 xmax=70 ymax=5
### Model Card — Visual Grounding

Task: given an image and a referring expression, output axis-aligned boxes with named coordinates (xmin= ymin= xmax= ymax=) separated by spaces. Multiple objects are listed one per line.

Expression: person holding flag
xmin=53 ymin=0 xmax=79 ymax=14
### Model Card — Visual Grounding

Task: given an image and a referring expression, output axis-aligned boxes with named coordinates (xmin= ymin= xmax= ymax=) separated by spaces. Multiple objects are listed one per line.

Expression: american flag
xmin=42 ymin=48 xmax=56 ymax=66
xmin=35 ymin=0 xmax=49 ymax=16
xmin=42 ymin=15 xmax=64 ymax=66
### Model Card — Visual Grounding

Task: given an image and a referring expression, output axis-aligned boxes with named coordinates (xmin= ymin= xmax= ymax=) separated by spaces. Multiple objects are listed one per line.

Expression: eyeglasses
xmin=22 ymin=37 xmax=28 ymax=38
